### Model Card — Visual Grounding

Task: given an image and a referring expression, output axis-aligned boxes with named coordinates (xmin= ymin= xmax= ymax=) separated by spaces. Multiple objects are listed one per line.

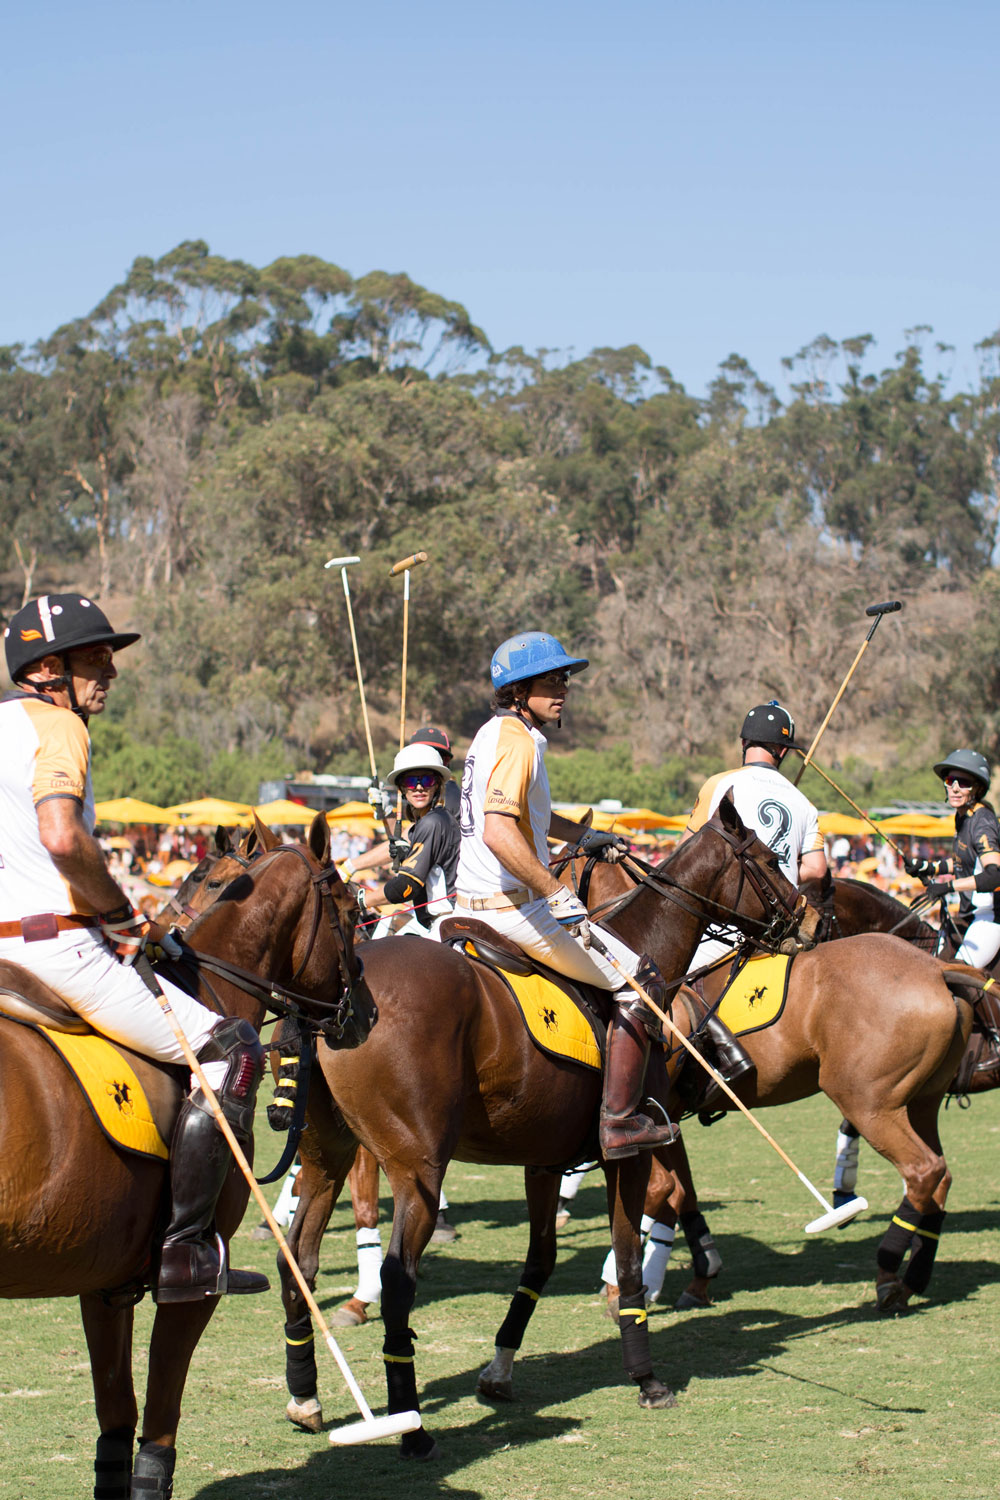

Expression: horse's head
xmin=182 ymin=813 xmax=377 ymax=1049
xmin=667 ymin=793 xmax=819 ymax=952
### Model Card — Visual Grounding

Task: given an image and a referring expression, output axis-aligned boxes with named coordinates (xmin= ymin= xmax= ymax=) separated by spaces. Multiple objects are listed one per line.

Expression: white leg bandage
xmin=833 ymin=1128 xmax=860 ymax=1195
xmin=271 ymin=1164 xmax=301 ymax=1228
xmin=641 ymin=1221 xmax=676 ymax=1305
xmin=355 ymin=1225 xmax=384 ymax=1304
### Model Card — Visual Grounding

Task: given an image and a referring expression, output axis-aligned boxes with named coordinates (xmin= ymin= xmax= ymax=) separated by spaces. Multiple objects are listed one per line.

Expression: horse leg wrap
xmin=191 ymin=1016 xmax=265 ymax=1141
xmin=285 ymin=1312 xmax=318 ymax=1402
xmin=130 ymin=1442 xmax=176 ymax=1500
xmin=266 ymin=1044 xmax=300 ymax=1132
xmin=902 ymin=1209 xmax=946 ymax=1296
xmin=383 ymin=1328 xmax=419 ymax=1416
xmin=833 ymin=1120 xmax=861 ymax=1200
xmin=617 ymin=1291 xmax=653 ymax=1381
xmin=355 ymin=1226 xmax=383 ymax=1304
xmin=876 ymin=1195 xmax=923 ymax=1275
xmin=496 ymin=1274 xmax=545 ymax=1351
xmin=642 ymin=1221 xmax=676 ymax=1304
xmin=93 ymin=1425 xmax=134 ymax=1500
xmin=680 ymin=1211 xmax=722 ymax=1279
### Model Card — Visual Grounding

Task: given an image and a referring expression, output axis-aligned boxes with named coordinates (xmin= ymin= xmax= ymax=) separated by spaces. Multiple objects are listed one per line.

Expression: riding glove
xmin=577 ymin=828 xmax=629 ymax=863
xmin=547 ymin=888 xmax=591 ymax=947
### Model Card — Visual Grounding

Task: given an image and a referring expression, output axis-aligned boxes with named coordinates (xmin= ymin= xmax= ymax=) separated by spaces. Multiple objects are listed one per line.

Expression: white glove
xmin=547 ymin=888 xmax=591 ymax=948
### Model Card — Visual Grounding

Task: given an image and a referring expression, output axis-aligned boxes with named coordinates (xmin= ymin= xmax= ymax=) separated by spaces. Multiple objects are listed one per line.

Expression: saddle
xmin=0 ymin=959 xmax=92 ymax=1033
xmin=439 ymin=915 xmax=609 ymax=1061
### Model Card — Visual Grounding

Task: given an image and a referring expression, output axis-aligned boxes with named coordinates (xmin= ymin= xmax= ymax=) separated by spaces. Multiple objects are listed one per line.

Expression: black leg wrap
xmin=877 ymin=1195 xmax=922 ymax=1275
xmin=267 ymin=1048 xmax=300 ymax=1132
xmin=902 ymin=1209 xmax=946 ymax=1296
xmin=131 ymin=1442 xmax=176 ymax=1500
xmin=617 ymin=1291 xmax=653 ymax=1381
xmin=94 ymin=1425 xmax=134 ymax=1500
xmin=839 ymin=1118 xmax=860 ymax=1139
xmin=496 ymin=1272 xmax=545 ymax=1351
xmin=285 ymin=1312 xmax=318 ymax=1402
xmin=680 ymin=1211 xmax=722 ymax=1279
xmin=383 ymin=1328 xmax=419 ymax=1416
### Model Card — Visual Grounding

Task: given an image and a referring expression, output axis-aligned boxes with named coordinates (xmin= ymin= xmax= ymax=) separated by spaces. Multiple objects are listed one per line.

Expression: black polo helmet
xmin=740 ymin=700 xmax=802 ymax=751
xmin=4 ymin=593 xmax=140 ymax=682
xmin=932 ymin=748 xmax=990 ymax=794
xmin=408 ymin=725 xmax=453 ymax=765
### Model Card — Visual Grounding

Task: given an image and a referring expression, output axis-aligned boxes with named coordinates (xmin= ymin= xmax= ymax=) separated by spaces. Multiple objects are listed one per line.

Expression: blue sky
xmin=2 ymin=0 xmax=996 ymax=398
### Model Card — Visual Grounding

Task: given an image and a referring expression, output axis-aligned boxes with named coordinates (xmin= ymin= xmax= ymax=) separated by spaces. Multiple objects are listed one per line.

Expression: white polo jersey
xmin=686 ymin=763 xmax=823 ymax=886
xmin=0 ymin=694 xmax=96 ymax=921
xmin=456 ymin=712 xmax=551 ymax=898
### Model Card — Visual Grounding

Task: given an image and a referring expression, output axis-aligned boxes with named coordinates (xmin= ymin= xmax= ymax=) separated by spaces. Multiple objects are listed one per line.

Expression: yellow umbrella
xmin=166 ymin=798 xmax=254 ymax=827
xmin=253 ymin=799 xmax=318 ymax=826
xmin=875 ymin=813 xmax=954 ymax=836
xmin=593 ymin=808 xmax=687 ymax=832
xmin=145 ymin=858 xmax=197 ymax=887
xmin=94 ymin=797 xmax=179 ymax=825
xmin=325 ymin=801 xmax=378 ymax=821
xmin=818 ymin=813 xmax=871 ymax=836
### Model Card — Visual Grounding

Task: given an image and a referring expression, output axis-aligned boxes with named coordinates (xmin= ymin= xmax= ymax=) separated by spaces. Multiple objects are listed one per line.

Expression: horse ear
xmin=820 ymin=866 xmax=834 ymax=897
xmin=250 ymin=810 xmax=280 ymax=853
xmin=214 ymin=824 xmax=233 ymax=855
xmin=308 ymin=811 xmax=331 ymax=866
xmin=718 ymin=789 xmax=747 ymax=836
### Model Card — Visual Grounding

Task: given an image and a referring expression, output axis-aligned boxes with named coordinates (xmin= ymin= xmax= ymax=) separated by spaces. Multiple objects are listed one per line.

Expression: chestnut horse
xmin=0 ymin=814 xmax=374 ymax=1498
xmin=263 ymin=800 xmax=810 ymax=1456
xmin=583 ymin=856 xmax=991 ymax=1312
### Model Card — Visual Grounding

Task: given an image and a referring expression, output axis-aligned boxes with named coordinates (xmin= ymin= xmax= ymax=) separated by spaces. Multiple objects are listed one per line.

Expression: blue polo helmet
xmin=490 ymin=632 xmax=589 ymax=690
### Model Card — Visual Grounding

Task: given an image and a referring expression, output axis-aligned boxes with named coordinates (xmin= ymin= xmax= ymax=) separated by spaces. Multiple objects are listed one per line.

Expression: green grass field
xmin=2 ymin=1089 xmax=998 ymax=1500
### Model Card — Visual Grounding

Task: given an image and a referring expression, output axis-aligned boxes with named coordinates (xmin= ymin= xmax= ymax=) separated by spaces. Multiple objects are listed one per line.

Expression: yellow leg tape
xmin=383 ymin=1353 xmax=415 ymax=1364
xmin=277 ymin=1078 xmax=297 ymax=1088
xmin=891 ymin=1215 xmax=920 ymax=1235
xmin=984 ymin=977 xmax=995 ymax=992
xmin=517 ymin=1286 xmax=541 ymax=1302
xmin=285 ymin=1333 xmax=315 ymax=1345
xmin=618 ymin=1307 xmax=648 ymax=1324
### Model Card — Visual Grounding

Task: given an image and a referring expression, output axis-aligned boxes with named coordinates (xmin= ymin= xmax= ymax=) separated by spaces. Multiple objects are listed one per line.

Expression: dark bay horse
xmin=265 ymin=800 xmax=809 ymax=1456
xmin=583 ymin=858 xmax=991 ymax=1312
xmin=0 ymin=814 xmax=374 ymax=1497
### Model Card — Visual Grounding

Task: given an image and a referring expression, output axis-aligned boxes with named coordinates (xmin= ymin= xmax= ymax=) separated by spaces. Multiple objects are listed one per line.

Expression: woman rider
xmin=907 ymin=748 xmax=1000 ymax=968
xmin=361 ymin=743 xmax=459 ymax=938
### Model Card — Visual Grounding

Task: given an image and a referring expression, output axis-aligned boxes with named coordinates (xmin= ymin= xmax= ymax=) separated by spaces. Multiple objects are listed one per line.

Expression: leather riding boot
xmin=695 ymin=1013 xmax=757 ymax=1114
xmin=599 ymin=999 xmax=679 ymax=1160
xmin=155 ymin=1101 xmax=270 ymax=1302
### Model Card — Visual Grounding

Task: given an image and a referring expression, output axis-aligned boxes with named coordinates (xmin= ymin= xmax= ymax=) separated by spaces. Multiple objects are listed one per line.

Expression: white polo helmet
xmin=387 ymin=744 xmax=452 ymax=789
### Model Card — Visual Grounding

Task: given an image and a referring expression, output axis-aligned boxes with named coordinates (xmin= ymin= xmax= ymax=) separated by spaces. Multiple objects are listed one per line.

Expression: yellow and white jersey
xmin=0 ymin=694 xmax=96 ymax=921
xmin=456 ymin=712 xmax=550 ymax=898
xmin=686 ymin=763 xmax=823 ymax=886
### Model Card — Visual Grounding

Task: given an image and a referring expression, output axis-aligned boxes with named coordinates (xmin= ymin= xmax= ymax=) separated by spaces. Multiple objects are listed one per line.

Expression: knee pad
xmin=194 ymin=1017 xmax=265 ymax=1140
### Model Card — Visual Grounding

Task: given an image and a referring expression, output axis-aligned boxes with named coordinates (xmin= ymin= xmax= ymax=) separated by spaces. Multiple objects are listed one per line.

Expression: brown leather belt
xmin=0 ymin=913 xmax=100 ymax=942
xmin=455 ymin=888 xmax=531 ymax=912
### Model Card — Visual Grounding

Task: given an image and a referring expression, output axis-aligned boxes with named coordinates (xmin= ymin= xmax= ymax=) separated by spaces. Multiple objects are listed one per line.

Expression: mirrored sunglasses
xmin=943 ymin=773 xmax=974 ymax=788
xmin=399 ymin=773 xmax=440 ymax=791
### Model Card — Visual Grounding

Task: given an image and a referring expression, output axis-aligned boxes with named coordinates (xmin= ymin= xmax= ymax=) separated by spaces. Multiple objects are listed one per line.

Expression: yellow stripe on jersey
xmin=483 ymin=716 xmax=537 ymax=848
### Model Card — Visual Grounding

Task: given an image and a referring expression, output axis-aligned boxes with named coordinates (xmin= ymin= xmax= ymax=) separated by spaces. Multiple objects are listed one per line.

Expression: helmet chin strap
xmin=23 ymin=658 xmax=89 ymax=722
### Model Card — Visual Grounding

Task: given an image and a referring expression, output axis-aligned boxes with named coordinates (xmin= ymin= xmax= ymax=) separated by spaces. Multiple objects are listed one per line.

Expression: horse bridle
xmin=177 ymin=843 xmax=366 ymax=1044
xmin=576 ymin=818 xmax=813 ymax=954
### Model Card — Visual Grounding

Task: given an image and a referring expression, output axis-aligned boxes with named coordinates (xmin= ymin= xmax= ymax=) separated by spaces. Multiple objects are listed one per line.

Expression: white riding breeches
xmin=0 ymin=927 xmax=219 ymax=1074
xmin=471 ymin=895 xmax=640 ymax=991
xmin=954 ymin=915 xmax=1000 ymax=969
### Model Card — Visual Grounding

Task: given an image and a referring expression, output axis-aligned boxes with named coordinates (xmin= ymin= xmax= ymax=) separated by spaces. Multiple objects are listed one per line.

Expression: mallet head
xmin=865 ymin=600 xmax=902 ymax=616
xmin=388 ymin=551 xmax=429 ymax=577
xmin=325 ymin=555 xmax=361 ymax=570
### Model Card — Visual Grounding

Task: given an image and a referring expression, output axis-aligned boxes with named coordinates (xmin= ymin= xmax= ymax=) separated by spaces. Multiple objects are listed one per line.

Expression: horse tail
xmin=938 ymin=961 xmax=996 ymax=1006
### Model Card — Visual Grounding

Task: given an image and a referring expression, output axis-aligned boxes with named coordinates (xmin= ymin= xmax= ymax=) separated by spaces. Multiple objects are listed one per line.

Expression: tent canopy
xmin=252 ymin=799 xmax=319 ymax=826
xmin=874 ymin=813 xmax=953 ymax=836
xmin=94 ymin=797 xmax=178 ymax=825
xmin=818 ymin=813 xmax=871 ymax=836
xmin=166 ymin=798 xmax=253 ymax=827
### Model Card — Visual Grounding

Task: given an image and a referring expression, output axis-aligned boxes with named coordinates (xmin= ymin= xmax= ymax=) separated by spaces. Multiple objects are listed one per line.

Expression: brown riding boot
xmin=599 ymin=997 xmax=679 ymax=1160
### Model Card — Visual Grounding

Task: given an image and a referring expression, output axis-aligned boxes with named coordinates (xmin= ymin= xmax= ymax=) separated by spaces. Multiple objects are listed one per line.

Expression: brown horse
xmin=582 ymin=856 xmax=991 ymax=1313
xmin=0 ymin=814 xmax=374 ymax=1498
xmin=264 ymin=800 xmax=810 ymax=1456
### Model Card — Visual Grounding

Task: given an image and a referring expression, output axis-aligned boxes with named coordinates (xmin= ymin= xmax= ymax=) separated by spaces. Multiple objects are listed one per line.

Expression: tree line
xmin=2 ymin=240 xmax=998 ymax=809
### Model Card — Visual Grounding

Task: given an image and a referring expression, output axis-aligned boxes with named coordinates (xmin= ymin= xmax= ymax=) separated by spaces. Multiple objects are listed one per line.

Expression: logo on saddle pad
xmin=716 ymin=954 xmax=794 ymax=1038
xmin=37 ymin=1030 xmax=170 ymax=1160
xmin=463 ymin=944 xmax=601 ymax=1071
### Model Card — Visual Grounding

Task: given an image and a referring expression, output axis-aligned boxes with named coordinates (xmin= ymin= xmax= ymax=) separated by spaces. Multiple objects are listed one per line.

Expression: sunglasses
xmin=943 ymin=774 xmax=975 ymax=788
xmin=399 ymin=773 xmax=440 ymax=791
xmin=70 ymin=646 xmax=115 ymax=671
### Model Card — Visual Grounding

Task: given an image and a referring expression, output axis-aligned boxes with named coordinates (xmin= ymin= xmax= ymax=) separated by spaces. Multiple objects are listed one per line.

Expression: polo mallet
xmin=586 ymin=933 xmax=867 ymax=1233
xmin=388 ymin=551 xmax=429 ymax=821
xmin=791 ymin=753 xmax=910 ymax=866
xmin=794 ymin=600 xmax=903 ymax=786
xmin=135 ymin=958 xmax=419 ymax=1443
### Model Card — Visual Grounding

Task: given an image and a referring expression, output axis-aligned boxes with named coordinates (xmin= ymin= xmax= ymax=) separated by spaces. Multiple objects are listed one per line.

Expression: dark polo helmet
xmin=4 ymin=593 xmax=140 ymax=682
xmin=408 ymin=725 xmax=453 ymax=764
xmin=740 ymin=700 xmax=802 ymax=751
xmin=933 ymin=748 xmax=990 ymax=793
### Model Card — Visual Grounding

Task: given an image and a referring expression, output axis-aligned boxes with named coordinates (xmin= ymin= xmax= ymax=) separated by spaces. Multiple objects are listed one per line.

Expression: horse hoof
xmin=249 ymin=1222 xmax=273 ymax=1241
xmin=331 ymin=1298 xmax=369 ymax=1327
xmin=286 ymin=1396 xmax=323 ymax=1432
xmin=603 ymin=1291 xmax=620 ymax=1325
xmin=875 ymin=1279 xmax=911 ymax=1314
xmin=401 ymin=1429 xmax=440 ymax=1460
xmin=477 ymin=1375 xmax=515 ymax=1402
xmin=637 ymin=1377 xmax=678 ymax=1410
xmin=555 ymin=1200 xmax=571 ymax=1230
xmin=430 ymin=1212 xmax=457 ymax=1244
xmin=674 ymin=1289 xmax=711 ymax=1311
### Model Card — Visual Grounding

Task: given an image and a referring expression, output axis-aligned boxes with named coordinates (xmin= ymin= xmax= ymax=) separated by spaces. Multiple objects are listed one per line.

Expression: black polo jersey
xmin=382 ymin=805 xmax=460 ymax=926
xmin=953 ymin=801 xmax=1000 ymax=920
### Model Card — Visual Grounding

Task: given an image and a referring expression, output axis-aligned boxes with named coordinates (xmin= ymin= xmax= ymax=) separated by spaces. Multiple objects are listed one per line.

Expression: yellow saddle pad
xmin=38 ymin=1029 xmax=170 ymax=1161
xmin=716 ymin=953 xmax=794 ymax=1037
xmin=465 ymin=945 xmax=602 ymax=1071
